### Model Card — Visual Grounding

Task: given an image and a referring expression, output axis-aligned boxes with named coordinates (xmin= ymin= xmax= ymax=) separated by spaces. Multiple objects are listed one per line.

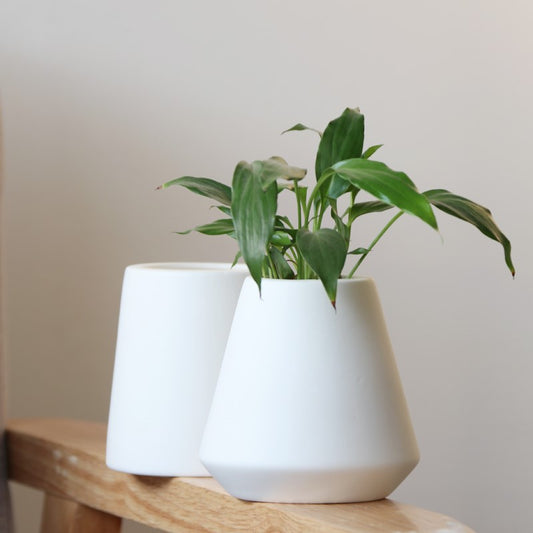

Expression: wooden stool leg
xmin=40 ymin=493 xmax=121 ymax=533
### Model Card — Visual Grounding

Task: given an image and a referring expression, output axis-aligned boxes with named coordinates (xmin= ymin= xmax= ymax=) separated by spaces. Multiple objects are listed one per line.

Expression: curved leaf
xmin=254 ymin=157 xmax=307 ymax=189
xmin=282 ymin=123 xmax=323 ymax=137
xmin=424 ymin=189 xmax=515 ymax=277
xmin=157 ymin=176 xmax=231 ymax=206
xmin=362 ymin=144 xmax=384 ymax=159
xmin=332 ymin=158 xmax=438 ymax=230
xmin=232 ymin=161 xmax=278 ymax=290
xmin=296 ymin=228 xmax=347 ymax=307
xmin=176 ymin=218 xmax=234 ymax=236
xmin=348 ymin=200 xmax=393 ymax=223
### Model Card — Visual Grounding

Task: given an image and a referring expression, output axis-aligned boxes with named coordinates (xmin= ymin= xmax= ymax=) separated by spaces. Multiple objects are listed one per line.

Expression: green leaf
xmin=157 ymin=176 xmax=231 ymax=206
xmin=214 ymin=205 xmax=232 ymax=217
xmin=231 ymin=250 xmax=242 ymax=268
xmin=253 ymin=157 xmax=307 ymax=190
xmin=348 ymin=200 xmax=393 ymax=223
xmin=362 ymin=144 xmax=384 ymax=159
xmin=296 ymin=228 xmax=347 ymax=307
xmin=332 ymin=158 xmax=438 ymax=230
xmin=176 ymin=218 xmax=234 ymax=236
xmin=348 ymin=247 xmax=371 ymax=255
xmin=282 ymin=123 xmax=323 ymax=137
xmin=232 ymin=161 xmax=278 ymax=290
xmin=269 ymin=247 xmax=295 ymax=279
xmin=315 ymin=108 xmax=365 ymax=198
xmin=270 ymin=231 xmax=293 ymax=246
xmin=424 ymin=189 xmax=515 ymax=277
xmin=329 ymin=199 xmax=349 ymax=243
xmin=276 ymin=215 xmax=295 ymax=229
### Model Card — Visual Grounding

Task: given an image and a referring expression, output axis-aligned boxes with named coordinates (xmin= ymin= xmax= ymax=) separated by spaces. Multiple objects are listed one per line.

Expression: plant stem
xmin=347 ymin=211 xmax=404 ymax=278
xmin=267 ymin=250 xmax=279 ymax=279
xmin=294 ymin=181 xmax=302 ymax=229
xmin=304 ymin=171 xmax=332 ymax=226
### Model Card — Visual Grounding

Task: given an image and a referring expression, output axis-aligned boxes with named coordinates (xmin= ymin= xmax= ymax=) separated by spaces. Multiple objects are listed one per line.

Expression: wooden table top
xmin=6 ymin=418 xmax=475 ymax=532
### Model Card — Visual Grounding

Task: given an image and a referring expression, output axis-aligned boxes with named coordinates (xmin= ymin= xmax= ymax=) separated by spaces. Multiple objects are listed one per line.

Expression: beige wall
xmin=1 ymin=1 xmax=532 ymax=532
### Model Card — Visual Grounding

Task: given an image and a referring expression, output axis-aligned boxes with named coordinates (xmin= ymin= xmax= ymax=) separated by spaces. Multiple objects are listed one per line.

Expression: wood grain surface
xmin=6 ymin=418 xmax=475 ymax=533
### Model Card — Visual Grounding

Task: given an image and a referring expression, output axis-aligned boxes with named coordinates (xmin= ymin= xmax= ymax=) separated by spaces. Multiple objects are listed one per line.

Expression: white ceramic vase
xmin=200 ymin=277 xmax=419 ymax=502
xmin=106 ymin=262 xmax=248 ymax=476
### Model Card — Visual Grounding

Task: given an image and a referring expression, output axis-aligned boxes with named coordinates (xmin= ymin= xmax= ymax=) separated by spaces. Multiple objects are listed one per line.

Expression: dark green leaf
xmin=176 ymin=218 xmax=234 ymax=236
xmin=282 ymin=123 xmax=323 ymax=137
xmin=232 ymin=161 xmax=278 ymax=290
xmin=332 ymin=158 xmax=438 ymax=230
xmin=269 ymin=247 xmax=295 ymax=279
xmin=362 ymin=144 xmax=384 ymax=159
xmin=315 ymin=108 xmax=365 ymax=199
xmin=424 ymin=189 xmax=515 ymax=277
xmin=348 ymin=200 xmax=393 ymax=223
xmin=296 ymin=228 xmax=347 ymax=307
xmin=158 ymin=176 xmax=231 ymax=206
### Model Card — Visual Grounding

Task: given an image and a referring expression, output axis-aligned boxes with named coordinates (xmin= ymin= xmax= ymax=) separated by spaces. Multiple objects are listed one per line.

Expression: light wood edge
xmin=0 ymin=100 xmax=15 ymax=533
xmin=6 ymin=418 xmax=476 ymax=533
xmin=40 ymin=493 xmax=121 ymax=533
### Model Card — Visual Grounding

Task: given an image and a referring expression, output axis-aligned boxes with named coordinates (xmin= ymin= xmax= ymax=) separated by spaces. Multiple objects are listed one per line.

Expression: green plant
xmin=159 ymin=108 xmax=514 ymax=306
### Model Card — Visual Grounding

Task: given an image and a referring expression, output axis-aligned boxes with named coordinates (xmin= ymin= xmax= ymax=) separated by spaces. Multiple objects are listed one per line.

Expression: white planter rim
xmin=242 ymin=276 xmax=373 ymax=285
xmin=126 ymin=262 xmax=248 ymax=272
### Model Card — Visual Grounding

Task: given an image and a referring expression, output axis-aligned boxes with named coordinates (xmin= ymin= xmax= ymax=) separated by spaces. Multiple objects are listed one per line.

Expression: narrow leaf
xmin=362 ymin=144 xmax=384 ymax=159
xmin=231 ymin=250 xmax=242 ymax=268
xmin=282 ymin=123 xmax=323 ymax=137
xmin=214 ymin=205 xmax=232 ymax=217
xmin=332 ymin=158 xmax=438 ymax=230
xmin=176 ymin=218 xmax=234 ymax=236
xmin=232 ymin=161 xmax=278 ymax=290
xmin=424 ymin=189 xmax=515 ymax=276
xmin=296 ymin=228 xmax=347 ymax=307
xmin=157 ymin=176 xmax=231 ymax=206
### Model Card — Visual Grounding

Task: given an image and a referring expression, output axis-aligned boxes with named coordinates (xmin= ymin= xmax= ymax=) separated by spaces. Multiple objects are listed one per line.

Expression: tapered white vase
xmin=106 ymin=262 xmax=247 ymax=476
xmin=200 ymin=277 xmax=419 ymax=502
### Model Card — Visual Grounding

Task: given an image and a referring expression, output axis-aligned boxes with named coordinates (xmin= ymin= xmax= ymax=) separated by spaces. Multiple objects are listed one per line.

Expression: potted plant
xmin=159 ymin=108 xmax=514 ymax=502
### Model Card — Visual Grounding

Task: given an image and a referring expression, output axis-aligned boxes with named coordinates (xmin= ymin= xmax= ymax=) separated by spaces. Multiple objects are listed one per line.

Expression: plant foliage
xmin=159 ymin=108 xmax=515 ymax=306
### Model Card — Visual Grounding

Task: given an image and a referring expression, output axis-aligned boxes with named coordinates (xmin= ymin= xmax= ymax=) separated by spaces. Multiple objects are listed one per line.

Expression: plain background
xmin=1 ymin=1 xmax=532 ymax=532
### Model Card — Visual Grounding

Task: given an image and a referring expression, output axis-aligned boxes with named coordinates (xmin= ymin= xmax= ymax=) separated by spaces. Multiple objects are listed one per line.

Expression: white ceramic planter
xmin=200 ymin=277 xmax=419 ymax=502
xmin=106 ymin=262 xmax=248 ymax=476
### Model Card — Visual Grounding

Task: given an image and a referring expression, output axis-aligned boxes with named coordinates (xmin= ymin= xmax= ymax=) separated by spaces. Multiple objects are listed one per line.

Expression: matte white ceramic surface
xmin=200 ymin=277 xmax=419 ymax=502
xmin=106 ymin=262 xmax=247 ymax=476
